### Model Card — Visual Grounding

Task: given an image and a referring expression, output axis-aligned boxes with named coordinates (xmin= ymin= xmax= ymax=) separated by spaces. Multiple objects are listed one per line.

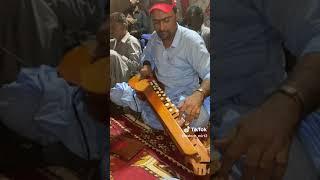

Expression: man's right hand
xmin=137 ymin=64 xmax=153 ymax=100
xmin=214 ymin=92 xmax=301 ymax=180
xmin=140 ymin=64 xmax=153 ymax=79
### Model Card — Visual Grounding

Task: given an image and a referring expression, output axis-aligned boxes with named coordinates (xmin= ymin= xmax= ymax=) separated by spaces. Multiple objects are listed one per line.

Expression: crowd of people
xmin=109 ymin=0 xmax=210 ymax=88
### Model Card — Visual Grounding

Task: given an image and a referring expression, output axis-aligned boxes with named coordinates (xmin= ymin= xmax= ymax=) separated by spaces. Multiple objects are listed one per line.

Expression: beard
xmin=157 ymin=31 xmax=172 ymax=41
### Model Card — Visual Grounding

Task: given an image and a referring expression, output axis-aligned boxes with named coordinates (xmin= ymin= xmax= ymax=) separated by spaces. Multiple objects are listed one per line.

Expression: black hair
xmin=110 ymin=12 xmax=128 ymax=29
xmin=186 ymin=5 xmax=204 ymax=22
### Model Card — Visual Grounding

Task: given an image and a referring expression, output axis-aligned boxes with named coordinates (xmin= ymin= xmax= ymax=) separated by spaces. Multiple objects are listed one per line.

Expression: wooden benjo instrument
xmin=129 ymin=74 xmax=221 ymax=176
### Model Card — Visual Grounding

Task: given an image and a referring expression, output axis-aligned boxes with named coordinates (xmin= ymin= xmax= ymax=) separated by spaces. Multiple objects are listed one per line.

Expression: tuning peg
xmin=172 ymin=113 xmax=179 ymax=119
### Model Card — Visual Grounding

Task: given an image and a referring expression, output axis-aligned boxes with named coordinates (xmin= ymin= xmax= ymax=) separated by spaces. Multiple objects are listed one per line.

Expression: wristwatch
xmin=194 ymin=88 xmax=206 ymax=98
xmin=278 ymin=85 xmax=305 ymax=114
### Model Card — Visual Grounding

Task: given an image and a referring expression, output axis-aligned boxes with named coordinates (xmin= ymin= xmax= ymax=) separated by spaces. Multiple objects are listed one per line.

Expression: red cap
xmin=149 ymin=1 xmax=176 ymax=13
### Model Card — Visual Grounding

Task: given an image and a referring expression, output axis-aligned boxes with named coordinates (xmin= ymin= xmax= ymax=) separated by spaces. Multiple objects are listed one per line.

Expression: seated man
xmin=111 ymin=0 xmax=210 ymax=130
xmin=110 ymin=12 xmax=142 ymax=87
xmin=184 ymin=5 xmax=210 ymax=50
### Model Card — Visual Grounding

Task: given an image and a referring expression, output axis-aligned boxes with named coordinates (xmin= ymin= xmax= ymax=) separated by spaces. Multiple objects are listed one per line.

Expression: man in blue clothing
xmin=141 ymin=1 xmax=210 ymax=128
xmin=138 ymin=0 xmax=211 ymax=129
xmin=213 ymin=0 xmax=320 ymax=179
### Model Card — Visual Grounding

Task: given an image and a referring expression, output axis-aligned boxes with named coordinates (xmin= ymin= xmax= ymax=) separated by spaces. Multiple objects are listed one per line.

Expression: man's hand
xmin=178 ymin=79 xmax=209 ymax=124
xmin=178 ymin=91 xmax=205 ymax=123
xmin=135 ymin=64 xmax=153 ymax=101
xmin=140 ymin=64 xmax=153 ymax=79
xmin=214 ymin=93 xmax=301 ymax=180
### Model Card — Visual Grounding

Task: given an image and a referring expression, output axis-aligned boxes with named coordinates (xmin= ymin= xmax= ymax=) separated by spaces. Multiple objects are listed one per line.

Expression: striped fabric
xmin=298 ymin=111 xmax=320 ymax=173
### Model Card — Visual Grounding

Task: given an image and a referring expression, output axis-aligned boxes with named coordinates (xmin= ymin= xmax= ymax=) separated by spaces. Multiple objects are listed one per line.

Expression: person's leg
xmin=110 ymin=50 xmax=129 ymax=87
xmin=283 ymin=136 xmax=319 ymax=180
xmin=110 ymin=81 xmax=164 ymax=130
xmin=0 ymin=85 xmax=41 ymax=140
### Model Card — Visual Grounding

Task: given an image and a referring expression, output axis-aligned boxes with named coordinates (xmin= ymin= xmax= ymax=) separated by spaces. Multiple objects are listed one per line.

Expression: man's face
xmin=110 ymin=22 xmax=125 ymax=41
xmin=185 ymin=13 xmax=202 ymax=31
xmin=151 ymin=9 xmax=177 ymax=42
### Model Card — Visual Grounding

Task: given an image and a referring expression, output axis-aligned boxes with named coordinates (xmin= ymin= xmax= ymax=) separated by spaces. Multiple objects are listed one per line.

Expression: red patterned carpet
xmin=110 ymin=114 xmax=210 ymax=180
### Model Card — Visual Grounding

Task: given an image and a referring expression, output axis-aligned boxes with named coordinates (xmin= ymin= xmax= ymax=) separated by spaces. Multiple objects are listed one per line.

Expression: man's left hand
xmin=178 ymin=91 xmax=205 ymax=123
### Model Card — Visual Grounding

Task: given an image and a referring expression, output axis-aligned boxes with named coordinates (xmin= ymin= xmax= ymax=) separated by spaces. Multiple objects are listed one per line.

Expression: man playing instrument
xmin=111 ymin=0 xmax=210 ymax=131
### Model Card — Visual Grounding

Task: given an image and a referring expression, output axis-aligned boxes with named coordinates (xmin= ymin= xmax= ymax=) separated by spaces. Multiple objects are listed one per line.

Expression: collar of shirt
xmin=201 ymin=24 xmax=206 ymax=32
xmin=120 ymin=32 xmax=131 ymax=43
xmin=155 ymin=23 xmax=182 ymax=48
xmin=111 ymin=32 xmax=131 ymax=50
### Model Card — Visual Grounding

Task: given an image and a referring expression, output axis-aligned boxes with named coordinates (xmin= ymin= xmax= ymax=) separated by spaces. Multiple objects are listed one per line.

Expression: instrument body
xmin=58 ymin=40 xmax=108 ymax=94
xmin=58 ymin=41 xmax=108 ymax=122
xmin=129 ymin=74 xmax=210 ymax=176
